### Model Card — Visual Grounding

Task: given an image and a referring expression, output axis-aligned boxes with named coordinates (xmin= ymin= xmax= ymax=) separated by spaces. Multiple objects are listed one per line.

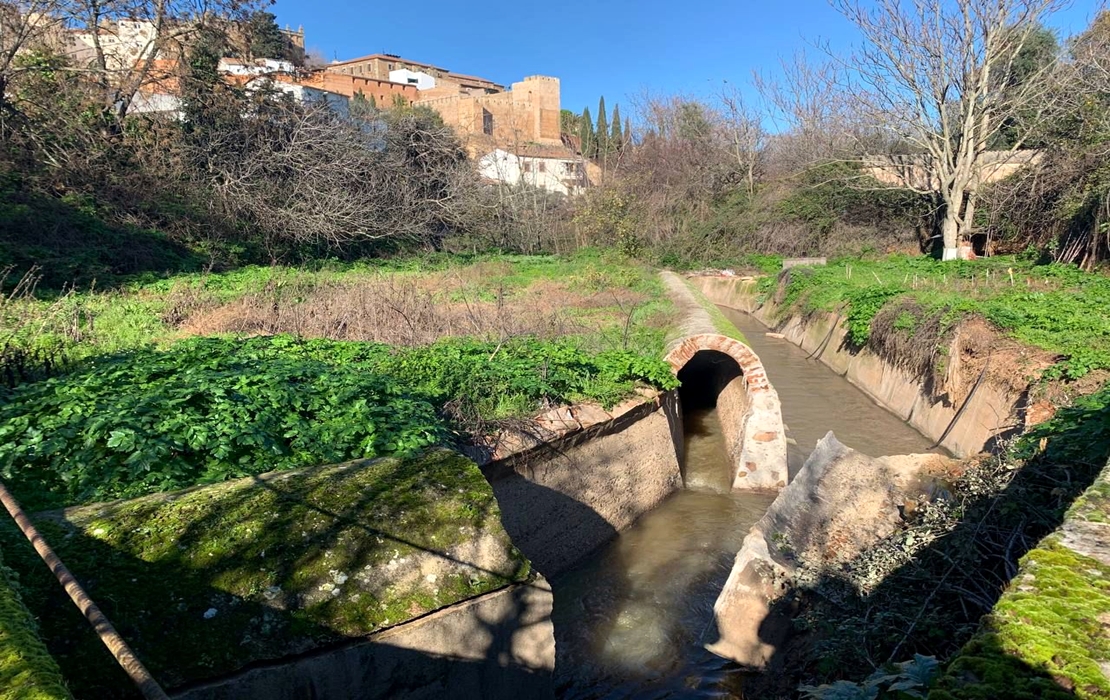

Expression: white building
xmin=130 ymin=91 xmax=183 ymax=118
xmin=68 ymin=19 xmax=158 ymax=71
xmin=388 ymin=68 xmax=436 ymax=90
xmin=219 ymin=58 xmax=296 ymax=77
xmin=246 ymin=76 xmax=351 ymax=118
xmin=478 ymin=147 xmax=591 ymax=196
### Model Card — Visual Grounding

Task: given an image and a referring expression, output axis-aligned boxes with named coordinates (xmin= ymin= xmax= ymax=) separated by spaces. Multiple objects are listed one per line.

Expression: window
xmin=407 ymin=78 xmax=418 ymax=84
xmin=523 ymin=162 xmax=532 ymax=173
xmin=563 ymin=162 xmax=579 ymax=176
xmin=537 ymin=161 xmax=546 ymax=173
xmin=482 ymin=110 xmax=494 ymax=136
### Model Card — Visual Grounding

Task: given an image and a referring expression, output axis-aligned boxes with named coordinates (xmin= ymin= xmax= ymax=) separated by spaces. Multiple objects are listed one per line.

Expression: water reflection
xmin=551 ymin=408 xmax=773 ymax=698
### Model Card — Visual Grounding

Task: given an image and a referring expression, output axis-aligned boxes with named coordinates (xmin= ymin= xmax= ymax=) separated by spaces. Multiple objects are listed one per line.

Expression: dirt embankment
xmin=688 ymin=274 xmax=1092 ymax=457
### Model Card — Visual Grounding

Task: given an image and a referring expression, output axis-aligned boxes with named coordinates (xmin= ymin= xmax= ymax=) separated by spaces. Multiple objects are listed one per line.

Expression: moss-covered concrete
xmin=930 ymin=462 xmax=1110 ymax=700
xmin=661 ymin=273 xmax=748 ymax=346
xmin=0 ymin=552 xmax=71 ymax=700
xmin=0 ymin=450 xmax=531 ymax=698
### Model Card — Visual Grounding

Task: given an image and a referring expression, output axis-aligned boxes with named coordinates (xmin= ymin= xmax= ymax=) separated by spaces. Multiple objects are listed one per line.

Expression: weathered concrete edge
xmin=171 ymin=577 xmax=555 ymax=700
xmin=661 ymin=272 xmax=788 ymax=491
xmin=478 ymin=391 xmax=668 ymax=478
xmin=480 ymin=394 xmax=683 ymax=577
xmin=689 ymin=274 xmax=1024 ymax=457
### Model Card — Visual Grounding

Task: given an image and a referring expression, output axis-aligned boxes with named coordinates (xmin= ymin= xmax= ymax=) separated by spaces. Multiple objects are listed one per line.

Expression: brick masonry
xmin=664 ymin=331 xmax=789 ymax=491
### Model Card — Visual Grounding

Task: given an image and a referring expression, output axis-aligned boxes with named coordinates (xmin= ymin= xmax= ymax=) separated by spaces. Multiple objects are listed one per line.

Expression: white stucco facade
xmin=246 ymin=78 xmax=351 ymax=118
xmin=219 ymin=58 xmax=296 ymax=77
xmin=478 ymin=148 xmax=588 ymax=196
xmin=388 ymin=68 xmax=436 ymax=90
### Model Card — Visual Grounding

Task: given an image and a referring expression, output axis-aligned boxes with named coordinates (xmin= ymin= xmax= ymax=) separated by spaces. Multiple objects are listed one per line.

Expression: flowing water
xmin=551 ymin=407 xmax=775 ymax=698
xmin=549 ymin=306 xmax=940 ymax=698
xmin=719 ymin=307 xmax=943 ymax=475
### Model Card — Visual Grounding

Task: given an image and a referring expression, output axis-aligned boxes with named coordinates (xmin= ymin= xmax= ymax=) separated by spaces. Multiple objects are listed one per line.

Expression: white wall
xmin=220 ymin=58 xmax=295 ymax=77
xmin=247 ymin=79 xmax=351 ymax=118
xmin=477 ymin=149 xmax=584 ymax=196
xmin=130 ymin=92 xmax=183 ymax=119
xmin=389 ymin=69 xmax=436 ymax=90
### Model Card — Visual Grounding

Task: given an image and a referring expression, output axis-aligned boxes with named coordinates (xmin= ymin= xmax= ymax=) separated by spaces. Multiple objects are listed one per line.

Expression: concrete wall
xmin=172 ymin=580 xmax=554 ymax=700
xmin=482 ymin=394 xmax=684 ymax=577
xmin=690 ymin=275 xmax=1026 ymax=457
xmin=661 ymin=271 xmax=789 ymax=491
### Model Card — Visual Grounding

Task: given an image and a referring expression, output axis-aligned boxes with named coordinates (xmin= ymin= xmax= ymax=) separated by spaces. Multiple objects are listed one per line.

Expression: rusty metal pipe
xmin=0 ymin=480 xmax=169 ymax=700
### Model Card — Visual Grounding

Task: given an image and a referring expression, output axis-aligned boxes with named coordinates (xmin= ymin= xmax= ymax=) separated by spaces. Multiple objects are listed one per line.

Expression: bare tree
xmin=719 ymin=83 xmax=765 ymax=197
xmin=832 ymin=0 xmax=1066 ymax=259
xmin=189 ymin=93 xmax=483 ymax=254
xmin=55 ymin=0 xmax=260 ymax=124
xmin=754 ymin=51 xmax=867 ymax=175
xmin=0 ymin=1 xmax=65 ymax=116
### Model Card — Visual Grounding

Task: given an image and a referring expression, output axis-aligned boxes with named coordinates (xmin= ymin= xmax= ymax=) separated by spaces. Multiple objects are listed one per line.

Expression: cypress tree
xmin=610 ymin=104 xmax=623 ymax=150
xmin=595 ymin=97 xmax=609 ymax=156
xmin=579 ymin=107 xmax=594 ymax=157
xmin=624 ymin=116 xmax=632 ymax=147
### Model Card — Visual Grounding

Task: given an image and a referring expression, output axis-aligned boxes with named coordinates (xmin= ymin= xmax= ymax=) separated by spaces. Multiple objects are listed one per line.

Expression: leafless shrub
xmin=175 ymin=271 xmax=647 ymax=347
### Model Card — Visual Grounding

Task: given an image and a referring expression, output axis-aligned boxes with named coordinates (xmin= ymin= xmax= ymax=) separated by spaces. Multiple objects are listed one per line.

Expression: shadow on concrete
xmin=740 ymin=389 xmax=1110 ymax=696
xmin=0 ymin=457 xmax=559 ymax=700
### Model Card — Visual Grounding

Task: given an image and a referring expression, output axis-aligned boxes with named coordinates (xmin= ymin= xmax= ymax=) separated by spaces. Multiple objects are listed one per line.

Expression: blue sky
xmin=271 ymin=0 xmax=1103 ymax=119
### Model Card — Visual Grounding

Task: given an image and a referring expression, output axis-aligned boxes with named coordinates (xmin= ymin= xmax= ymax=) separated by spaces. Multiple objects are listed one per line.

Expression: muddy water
xmin=551 ymin=407 xmax=774 ymax=698
xmin=549 ymin=307 xmax=941 ymax=697
xmin=719 ymin=306 xmax=941 ymax=475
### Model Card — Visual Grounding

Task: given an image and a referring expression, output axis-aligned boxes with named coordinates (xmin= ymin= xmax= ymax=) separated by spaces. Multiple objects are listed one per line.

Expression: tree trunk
xmin=941 ymin=204 xmax=961 ymax=260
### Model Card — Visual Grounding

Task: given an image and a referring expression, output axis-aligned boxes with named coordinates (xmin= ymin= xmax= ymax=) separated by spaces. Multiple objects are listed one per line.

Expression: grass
xmin=0 ymin=552 xmax=70 ymax=700
xmin=3 ymin=249 xmax=675 ymax=370
xmin=763 ymin=254 xmax=1110 ymax=380
xmin=0 ymin=450 xmax=530 ymax=698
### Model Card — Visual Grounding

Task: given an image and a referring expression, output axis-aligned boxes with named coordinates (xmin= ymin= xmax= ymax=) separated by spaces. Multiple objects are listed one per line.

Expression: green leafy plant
xmin=0 ymin=334 xmax=676 ymax=510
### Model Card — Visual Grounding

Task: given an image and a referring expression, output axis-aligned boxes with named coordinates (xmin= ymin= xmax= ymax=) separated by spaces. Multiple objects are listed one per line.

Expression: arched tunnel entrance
xmin=677 ymin=349 xmax=743 ymax=411
xmin=676 ymin=350 xmax=745 ymax=492
xmin=665 ymin=333 xmax=788 ymax=491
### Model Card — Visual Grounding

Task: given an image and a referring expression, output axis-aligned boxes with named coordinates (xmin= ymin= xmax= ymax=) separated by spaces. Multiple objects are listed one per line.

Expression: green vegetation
xmin=0 ymin=450 xmax=530 ymax=697
xmin=3 ymin=250 xmax=673 ymax=368
xmin=931 ymin=542 xmax=1110 ymax=700
xmin=676 ymin=277 xmax=749 ymax=344
xmin=766 ymin=255 xmax=1110 ymax=379
xmin=786 ymin=376 xmax=1110 ymax=695
xmin=0 ymin=333 xmax=676 ymax=512
xmin=0 ymin=553 xmax=70 ymax=700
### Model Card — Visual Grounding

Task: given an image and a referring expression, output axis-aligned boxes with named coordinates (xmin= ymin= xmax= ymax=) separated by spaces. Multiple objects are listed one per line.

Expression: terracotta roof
xmin=513 ymin=144 xmax=580 ymax=160
xmin=447 ymin=71 xmax=502 ymax=87
xmin=329 ymin=53 xmax=448 ymax=72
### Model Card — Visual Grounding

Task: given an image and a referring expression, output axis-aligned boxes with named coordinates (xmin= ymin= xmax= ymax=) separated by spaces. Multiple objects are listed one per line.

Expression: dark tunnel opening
xmin=677 ymin=349 xmax=743 ymax=411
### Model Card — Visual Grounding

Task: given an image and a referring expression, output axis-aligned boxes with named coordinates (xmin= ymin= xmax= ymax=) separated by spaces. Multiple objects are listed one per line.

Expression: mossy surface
xmin=931 ymin=468 xmax=1110 ymax=700
xmin=674 ymin=277 xmax=749 ymax=345
xmin=0 ymin=450 xmax=530 ymax=698
xmin=0 ymin=552 xmax=70 ymax=700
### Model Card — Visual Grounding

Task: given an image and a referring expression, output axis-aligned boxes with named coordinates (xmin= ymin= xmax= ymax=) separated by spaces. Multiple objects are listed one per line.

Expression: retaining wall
xmin=690 ymin=275 xmax=1025 ymax=457
xmin=173 ymin=580 xmax=555 ymax=700
xmin=481 ymin=393 xmax=684 ymax=577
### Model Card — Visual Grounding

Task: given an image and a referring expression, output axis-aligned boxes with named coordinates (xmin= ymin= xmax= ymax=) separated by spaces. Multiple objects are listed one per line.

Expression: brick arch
xmin=665 ymin=334 xmax=772 ymax=393
xmin=665 ymin=334 xmax=788 ymax=491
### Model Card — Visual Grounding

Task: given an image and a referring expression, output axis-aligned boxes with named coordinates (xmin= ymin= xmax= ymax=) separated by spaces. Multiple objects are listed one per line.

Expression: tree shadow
xmin=0 ymin=188 xmax=208 ymax=293
xmin=742 ymin=387 xmax=1110 ymax=696
xmin=0 ymin=453 xmax=560 ymax=699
